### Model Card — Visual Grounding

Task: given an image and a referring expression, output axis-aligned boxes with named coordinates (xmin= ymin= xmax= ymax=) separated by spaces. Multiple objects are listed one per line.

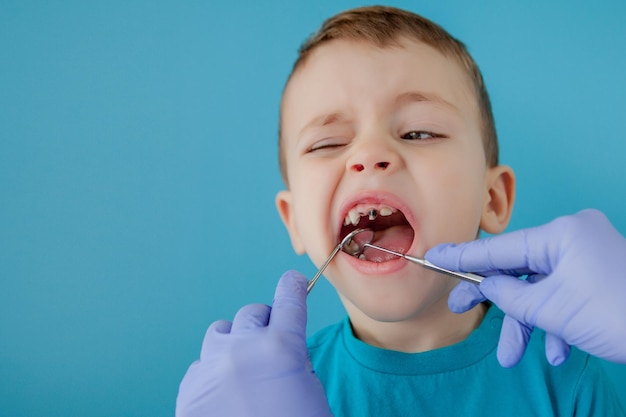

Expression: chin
xmin=339 ymin=275 xmax=453 ymax=323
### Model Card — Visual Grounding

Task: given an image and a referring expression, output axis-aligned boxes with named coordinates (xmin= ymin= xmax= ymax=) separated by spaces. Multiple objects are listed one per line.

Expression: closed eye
xmin=306 ymin=138 xmax=349 ymax=153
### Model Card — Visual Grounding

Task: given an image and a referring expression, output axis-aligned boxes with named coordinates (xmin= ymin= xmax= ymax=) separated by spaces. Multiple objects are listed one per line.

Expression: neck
xmin=346 ymin=298 xmax=487 ymax=353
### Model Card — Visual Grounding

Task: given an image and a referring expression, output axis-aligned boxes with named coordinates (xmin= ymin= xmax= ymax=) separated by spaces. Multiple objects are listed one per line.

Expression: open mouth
xmin=339 ymin=203 xmax=415 ymax=263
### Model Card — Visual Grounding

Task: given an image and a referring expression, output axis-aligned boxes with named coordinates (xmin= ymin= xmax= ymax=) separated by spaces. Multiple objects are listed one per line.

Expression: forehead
xmin=281 ymin=38 xmax=478 ymax=141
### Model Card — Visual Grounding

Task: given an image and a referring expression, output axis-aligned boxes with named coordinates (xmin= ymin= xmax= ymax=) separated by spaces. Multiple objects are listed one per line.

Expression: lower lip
xmin=340 ymin=251 xmax=410 ymax=275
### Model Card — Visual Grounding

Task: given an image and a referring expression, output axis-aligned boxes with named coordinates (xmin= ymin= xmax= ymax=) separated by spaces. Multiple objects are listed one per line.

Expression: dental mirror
xmin=307 ymin=228 xmax=374 ymax=294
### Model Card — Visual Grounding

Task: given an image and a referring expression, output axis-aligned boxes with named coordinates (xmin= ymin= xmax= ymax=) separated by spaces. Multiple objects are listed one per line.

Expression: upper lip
xmin=336 ymin=190 xmax=416 ymax=243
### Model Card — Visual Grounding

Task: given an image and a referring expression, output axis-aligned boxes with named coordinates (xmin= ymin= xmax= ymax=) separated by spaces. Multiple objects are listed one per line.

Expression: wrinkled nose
xmin=347 ymin=139 xmax=401 ymax=174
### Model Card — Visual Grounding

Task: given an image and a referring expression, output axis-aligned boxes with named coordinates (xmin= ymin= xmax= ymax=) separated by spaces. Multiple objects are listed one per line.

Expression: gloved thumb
xmin=269 ymin=270 xmax=308 ymax=334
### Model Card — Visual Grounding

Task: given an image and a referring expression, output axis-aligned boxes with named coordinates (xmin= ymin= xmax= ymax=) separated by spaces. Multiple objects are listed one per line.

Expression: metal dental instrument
xmin=308 ymin=228 xmax=483 ymax=294
xmin=361 ymin=242 xmax=484 ymax=284
xmin=307 ymin=228 xmax=374 ymax=294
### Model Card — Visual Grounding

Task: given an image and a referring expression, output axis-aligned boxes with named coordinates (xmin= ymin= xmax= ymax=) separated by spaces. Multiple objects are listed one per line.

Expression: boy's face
xmin=277 ymin=38 xmax=512 ymax=323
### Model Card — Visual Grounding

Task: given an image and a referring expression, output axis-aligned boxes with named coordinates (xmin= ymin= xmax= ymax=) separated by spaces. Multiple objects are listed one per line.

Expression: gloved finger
xmin=199 ymin=320 xmax=233 ymax=360
xmin=230 ymin=304 xmax=272 ymax=333
xmin=426 ymin=237 xmax=535 ymax=277
xmin=447 ymin=281 xmax=486 ymax=313
xmin=478 ymin=275 xmax=540 ymax=328
xmin=496 ymin=315 xmax=532 ymax=368
xmin=269 ymin=270 xmax=308 ymax=334
xmin=210 ymin=319 xmax=233 ymax=334
xmin=544 ymin=333 xmax=571 ymax=366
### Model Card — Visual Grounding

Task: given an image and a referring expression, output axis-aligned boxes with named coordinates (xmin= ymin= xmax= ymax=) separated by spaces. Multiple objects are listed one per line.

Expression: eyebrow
xmin=394 ymin=91 xmax=458 ymax=111
xmin=297 ymin=91 xmax=458 ymax=138
xmin=298 ymin=111 xmax=349 ymax=138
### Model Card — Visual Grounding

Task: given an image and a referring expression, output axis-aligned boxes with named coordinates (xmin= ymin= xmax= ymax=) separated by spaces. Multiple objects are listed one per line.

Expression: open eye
xmin=401 ymin=130 xmax=442 ymax=141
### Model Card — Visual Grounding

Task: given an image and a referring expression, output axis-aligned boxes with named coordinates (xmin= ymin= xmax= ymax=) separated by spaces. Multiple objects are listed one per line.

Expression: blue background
xmin=2 ymin=1 xmax=625 ymax=415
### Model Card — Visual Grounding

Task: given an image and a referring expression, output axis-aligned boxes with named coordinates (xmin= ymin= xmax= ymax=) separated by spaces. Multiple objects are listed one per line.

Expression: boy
xmin=177 ymin=6 xmax=624 ymax=416
xmin=273 ymin=5 xmax=623 ymax=416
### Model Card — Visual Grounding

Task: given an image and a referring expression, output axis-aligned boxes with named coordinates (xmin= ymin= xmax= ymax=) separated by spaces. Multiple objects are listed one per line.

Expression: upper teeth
xmin=343 ymin=205 xmax=397 ymax=226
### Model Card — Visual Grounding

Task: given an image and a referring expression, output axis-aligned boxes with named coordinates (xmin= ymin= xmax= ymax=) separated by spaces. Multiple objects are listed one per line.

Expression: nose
xmin=346 ymin=137 xmax=401 ymax=174
xmin=351 ymin=161 xmax=390 ymax=172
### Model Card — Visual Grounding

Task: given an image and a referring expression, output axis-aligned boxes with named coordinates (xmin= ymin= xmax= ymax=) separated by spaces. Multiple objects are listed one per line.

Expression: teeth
xmin=379 ymin=206 xmax=394 ymax=216
xmin=344 ymin=208 xmax=359 ymax=226
xmin=348 ymin=209 xmax=361 ymax=226
xmin=358 ymin=254 xmax=366 ymax=260
xmin=343 ymin=205 xmax=397 ymax=225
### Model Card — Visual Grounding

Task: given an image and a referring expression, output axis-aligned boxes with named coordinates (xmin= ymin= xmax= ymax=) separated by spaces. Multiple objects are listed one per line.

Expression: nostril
xmin=376 ymin=161 xmax=390 ymax=170
xmin=351 ymin=163 xmax=365 ymax=172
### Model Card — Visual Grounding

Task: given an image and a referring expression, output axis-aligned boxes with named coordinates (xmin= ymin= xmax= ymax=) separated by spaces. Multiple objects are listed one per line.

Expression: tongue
xmin=364 ymin=225 xmax=414 ymax=263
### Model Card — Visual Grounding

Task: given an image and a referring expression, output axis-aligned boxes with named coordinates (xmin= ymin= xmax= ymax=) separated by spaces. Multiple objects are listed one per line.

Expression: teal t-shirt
xmin=307 ymin=305 xmax=624 ymax=416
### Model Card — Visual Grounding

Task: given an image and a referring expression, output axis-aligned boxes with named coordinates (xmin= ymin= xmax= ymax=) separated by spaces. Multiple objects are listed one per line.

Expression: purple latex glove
xmin=176 ymin=270 xmax=332 ymax=417
xmin=426 ymin=209 xmax=626 ymax=367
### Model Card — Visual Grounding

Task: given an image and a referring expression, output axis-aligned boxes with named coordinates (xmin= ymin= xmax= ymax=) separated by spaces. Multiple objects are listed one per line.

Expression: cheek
xmin=289 ymin=166 xmax=338 ymax=263
xmin=418 ymin=149 xmax=486 ymax=243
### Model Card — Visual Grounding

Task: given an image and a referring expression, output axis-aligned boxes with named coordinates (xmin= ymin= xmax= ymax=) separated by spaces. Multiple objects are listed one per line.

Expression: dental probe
xmin=362 ymin=243 xmax=485 ymax=284
xmin=307 ymin=228 xmax=374 ymax=294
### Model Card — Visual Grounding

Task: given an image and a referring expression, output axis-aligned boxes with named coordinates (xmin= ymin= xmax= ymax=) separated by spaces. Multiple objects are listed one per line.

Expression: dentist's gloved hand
xmin=176 ymin=270 xmax=332 ymax=417
xmin=426 ymin=209 xmax=626 ymax=368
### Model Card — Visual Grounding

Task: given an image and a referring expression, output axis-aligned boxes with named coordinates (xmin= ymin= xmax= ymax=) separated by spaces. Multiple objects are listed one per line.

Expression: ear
xmin=275 ymin=190 xmax=305 ymax=254
xmin=480 ymin=165 xmax=516 ymax=234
